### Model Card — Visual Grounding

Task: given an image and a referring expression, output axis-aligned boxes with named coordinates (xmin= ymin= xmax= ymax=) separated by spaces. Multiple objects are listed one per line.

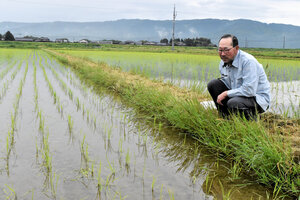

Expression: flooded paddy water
xmin=0 ymin=49 xmax=296 ymax=199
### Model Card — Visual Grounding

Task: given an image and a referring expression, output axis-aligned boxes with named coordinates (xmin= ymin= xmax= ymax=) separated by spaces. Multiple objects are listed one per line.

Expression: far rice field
xmin=60 ymin=49 xmax=300 ymax=118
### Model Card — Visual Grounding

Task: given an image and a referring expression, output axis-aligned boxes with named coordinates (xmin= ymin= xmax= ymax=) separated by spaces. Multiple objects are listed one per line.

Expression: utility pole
xmin=283 ymin=35 xmax=285 ymax=49
xmin=172 ymin=4 xmax=177 ymax=51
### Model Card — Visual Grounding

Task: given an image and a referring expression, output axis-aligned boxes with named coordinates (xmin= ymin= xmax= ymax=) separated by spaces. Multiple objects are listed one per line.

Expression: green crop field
xmin=60 ymin=49 xmax=300 ymax=118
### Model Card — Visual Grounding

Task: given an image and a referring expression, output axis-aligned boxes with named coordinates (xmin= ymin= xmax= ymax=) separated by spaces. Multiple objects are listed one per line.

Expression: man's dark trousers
xmin=207 ymin=79 xmax=263 ymax=120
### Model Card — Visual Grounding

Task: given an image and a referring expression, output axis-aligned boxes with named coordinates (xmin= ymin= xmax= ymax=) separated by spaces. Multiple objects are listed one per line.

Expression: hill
xmin=1 ymin=19 xmax=300 ymax=48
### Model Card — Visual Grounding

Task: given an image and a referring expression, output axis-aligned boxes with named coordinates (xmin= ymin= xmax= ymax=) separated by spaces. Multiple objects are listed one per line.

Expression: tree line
xmin=160 ymin=37 xmax=216 ymax=47
xmin=0 ymin=31 xmax=15 ymax=41
xmin=0 ymin=30 xmax=216 ymax=47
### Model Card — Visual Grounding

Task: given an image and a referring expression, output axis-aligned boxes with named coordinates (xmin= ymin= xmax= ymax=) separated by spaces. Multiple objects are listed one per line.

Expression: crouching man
xmin=207 ymin=34 xmax=270 ymax=120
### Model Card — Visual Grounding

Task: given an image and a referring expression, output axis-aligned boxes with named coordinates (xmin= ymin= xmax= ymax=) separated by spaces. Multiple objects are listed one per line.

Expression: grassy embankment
xmin=46 ymin=49 xmax=299 ymax=198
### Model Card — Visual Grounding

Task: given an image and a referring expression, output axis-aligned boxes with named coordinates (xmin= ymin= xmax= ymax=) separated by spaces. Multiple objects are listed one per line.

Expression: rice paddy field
xmin=0 ymin=46 xmax=299 ymax=200
xmin=59 ymin=50 xmax=300 ymax=118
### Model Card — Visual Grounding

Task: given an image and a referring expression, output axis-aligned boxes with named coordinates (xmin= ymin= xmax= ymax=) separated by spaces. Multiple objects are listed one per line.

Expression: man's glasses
xmin=218 ymin=47 xmax=234 ymax=53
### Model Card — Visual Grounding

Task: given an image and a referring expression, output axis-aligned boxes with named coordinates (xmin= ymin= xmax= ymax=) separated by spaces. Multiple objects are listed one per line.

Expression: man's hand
xmin=217 ymin=91 xmax=228 ymax=105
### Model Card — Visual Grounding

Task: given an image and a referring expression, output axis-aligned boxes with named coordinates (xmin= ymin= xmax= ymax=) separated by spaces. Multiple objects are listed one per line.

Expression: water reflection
xmin=123 ymin=110 xmax=278 ymax=200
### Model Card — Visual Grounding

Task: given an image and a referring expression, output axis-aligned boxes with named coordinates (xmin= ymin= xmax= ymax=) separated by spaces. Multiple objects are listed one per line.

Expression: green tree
xmin=0 ymin=34 xmax=2 ymax=40
xmin=169 ymin=38 xmax=181 ymax=46
xmin=183 ymin=38 xmax=194 ymax=46
xmin=160 ymin=38 xmax=168 ymax=44
xmin=4 ymin=31 xmax=15 ymax=41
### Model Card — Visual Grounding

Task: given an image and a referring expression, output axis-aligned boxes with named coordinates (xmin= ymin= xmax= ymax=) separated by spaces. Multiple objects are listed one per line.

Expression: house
xmin=157 ymin=43 xmax=167 ymax=46
xmin=79 ymin=39 xmax=90 ymax=44
xmin=15 ymin=36 xmax=51 ymax=42
xmin=135 ymin=41 xmax=143 ymax=45
xmin=97 ymin=40 xmax=113 ymax=45
xmin=144 ymin=41 xmax=157 ymax=45
xmin=55 ymin=38 xmax=69 ymax=43
xmin=176 ymin=41 xmax=186 ymax=46
xmin=15 ymin=37 xmax=34 ymax=42
xmin=35 ymin=37 xmax=50 ymax=42
xmin=124 ymin=40 xmax=135 ymax=45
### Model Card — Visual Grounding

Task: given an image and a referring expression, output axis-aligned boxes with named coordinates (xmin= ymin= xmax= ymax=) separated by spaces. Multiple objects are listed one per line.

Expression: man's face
xmin=218 ymin=37 xmax=238 ymax=63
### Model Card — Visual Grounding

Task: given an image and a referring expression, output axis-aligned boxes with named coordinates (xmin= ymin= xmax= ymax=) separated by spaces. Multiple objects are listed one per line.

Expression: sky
xmin=1 ymin=0 xmax=300 ymax=26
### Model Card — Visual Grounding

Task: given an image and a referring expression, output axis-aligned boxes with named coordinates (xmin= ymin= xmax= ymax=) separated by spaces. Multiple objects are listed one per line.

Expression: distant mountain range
xmin=1 ymin=19 xmax=300 ymax=48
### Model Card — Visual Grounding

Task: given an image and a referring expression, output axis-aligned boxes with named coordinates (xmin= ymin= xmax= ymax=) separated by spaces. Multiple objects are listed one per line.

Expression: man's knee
xmin=227 ymin=97 xmax=247 ymax=109
xmin=207 ymin=79 xmax=219 ymax=92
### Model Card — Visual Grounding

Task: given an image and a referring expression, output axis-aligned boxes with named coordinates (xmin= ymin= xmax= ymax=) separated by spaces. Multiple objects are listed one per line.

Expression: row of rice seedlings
xmin=79 ymin=134 xmax=91 ymax=177
xmin=152 ymin=176 xmax=177 ymax=199
xmin=10 ymin=60 xmax=23 ymax=83
xmin=5 ymin=61 xmax=28 ymax=175
xmin=67 ymin=114 xmax=74 ymax=134
xmin=43 ymin=53 xmax=71 ymax=81
xmin=75 ymin=131 xmax=124 ymax=199
xmin=43 ymin=56 xmax=78 ymax=96
xmin=37 ymin=115 xmax=59 ymax=198
xmin=43 ymin=58 xmax=100 ymax=129
xmin=1 ymin=184 xmax=17 ymax=200
xmin=40 ymin=62 xmax=64 ymax=115
xmin=39 ymin=61 xmax=80 ymax=149
xmin=45 ymin=55 xmax=77 ymax=88
xmin=0 ymin=61 xmax=22 ymax=101
xmin=39 ymin=58 xmax=106 ymax=183
xmin=42 ymin=130 xmax=59 ymax=199
xmin=96 ymin=161 xmax=103 ymax=199
xmin=43 ymin=58 xmax=73 ymax=100
xmin=33 ymin=62 xmax=39 ymax=112
xmin=78 ymin=117 xmax=132 ymax=198
xmin=44 ymin=52 xmax=111 ymax=120
xmin=32 ymin=63 xmax=59 ymax=199
xmin=77 ymin=129 xmax=130 ymax=199
xmin=37 ymin=59 xmax=80 ymax=197
xmin=0 ymin=59 xmax=17 ymax=80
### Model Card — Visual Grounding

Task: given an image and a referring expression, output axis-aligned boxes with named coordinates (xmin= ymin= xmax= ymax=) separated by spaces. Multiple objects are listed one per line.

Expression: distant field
xmin=1 ymin=41 xmax=300 ymax=59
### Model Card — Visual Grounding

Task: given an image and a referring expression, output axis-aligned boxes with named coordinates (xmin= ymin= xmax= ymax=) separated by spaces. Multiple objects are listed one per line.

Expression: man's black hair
xmin=219 ymin=34 xmax=239 ymax=47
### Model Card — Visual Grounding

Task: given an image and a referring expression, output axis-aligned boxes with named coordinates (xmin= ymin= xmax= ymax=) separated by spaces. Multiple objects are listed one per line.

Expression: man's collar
xmin=223 ymin=50 xmax=240 ymax=68
xmin=231 ymin=50 xmax=240 ymax=68
xmin=222 ymin=62 xmax=232 ymax=68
